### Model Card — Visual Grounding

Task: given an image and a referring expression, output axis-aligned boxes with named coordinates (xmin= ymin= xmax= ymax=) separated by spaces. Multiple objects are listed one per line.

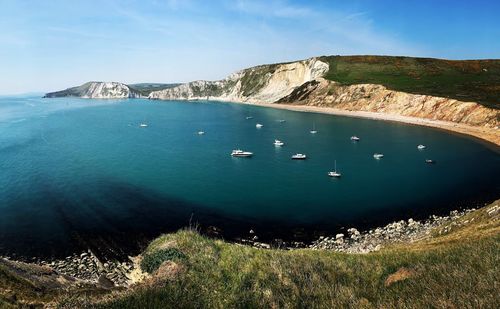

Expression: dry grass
xmin=89 ymin=201 xmax=500 ymax=309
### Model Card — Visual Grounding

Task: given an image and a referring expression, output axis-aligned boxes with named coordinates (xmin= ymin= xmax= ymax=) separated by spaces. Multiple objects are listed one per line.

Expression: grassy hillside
xmin=1 ymin=200 xmax=498 ymax=307
xmin=80 ymin=201 xmax=499 ymax=308
xmin=320 ymin=56 xmax=500 ymax=108
xmin=128 ymin=83 xmax=181 ymax=96
xmin=43 ymin=82 xmax=96 ymax=98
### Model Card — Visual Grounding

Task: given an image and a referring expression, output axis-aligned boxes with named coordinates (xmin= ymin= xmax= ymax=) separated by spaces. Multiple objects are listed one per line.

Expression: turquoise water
xmin=0 ymin=97 xmax=499 ymax=259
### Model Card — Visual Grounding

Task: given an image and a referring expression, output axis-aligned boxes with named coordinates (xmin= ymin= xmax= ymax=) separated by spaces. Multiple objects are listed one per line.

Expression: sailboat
xmin=328 ymin=160 xmax=341 ymax=177
xmin=310 ymin=122 xmax=317 ymax=134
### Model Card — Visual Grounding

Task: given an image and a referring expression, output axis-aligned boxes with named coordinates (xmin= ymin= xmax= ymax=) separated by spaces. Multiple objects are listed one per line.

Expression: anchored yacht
xmin=351 ymin=136 xmax=360 ymax=141
xmin=310 ymin=122 xmax=317 ymax=134
xmin=373 ymin=153 xmax=384 ymax=159
xmin=256 ymin=123 xmax=263 ymax=128
xmin=291 ymin=153 xmax=307 ymax=160
xmin=418 ymin=144 xmax=426 ymax=150
xmin=273 ymin=139 xmax=284 ymax=146
xmin=231 ymin=149 xmax=253 ymax=157
xmin=328 ymin=160 xmax=341 ymax=177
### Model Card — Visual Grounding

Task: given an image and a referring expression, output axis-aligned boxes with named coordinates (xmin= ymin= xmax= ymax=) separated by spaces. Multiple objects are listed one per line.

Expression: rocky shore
xmin=1 ymin=202 xmax=497 ymax=290
xmin=239 ymin=201 xmax=499 ymax=253
xmin=309 ymin=204 xmax=499 ymax=252
xmin=33 ymin=251 xmax=135 ymax=287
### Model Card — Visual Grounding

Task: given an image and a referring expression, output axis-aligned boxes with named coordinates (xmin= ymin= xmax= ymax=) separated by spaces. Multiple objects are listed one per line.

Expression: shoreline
xmin=1 ymin=199 xmax=497 ymax=288
xmin=227 ymin=100 xmax=500 ymax=148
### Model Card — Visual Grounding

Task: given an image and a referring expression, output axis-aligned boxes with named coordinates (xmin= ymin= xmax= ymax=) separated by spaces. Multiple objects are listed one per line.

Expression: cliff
xmin=148 ymin=58 xmax=329 ymax=103
xmin=277 ymin=78 xmax=499 ymax=128
xmin=43 ymin=56 xmax=500 ymax=130
xmin=43 ymin=82 xmax=179 ymax=98
xmin=44 ymin=82 xmax=141 ymax=99
xmin=148 ymin=56 xmax=499 ymax=129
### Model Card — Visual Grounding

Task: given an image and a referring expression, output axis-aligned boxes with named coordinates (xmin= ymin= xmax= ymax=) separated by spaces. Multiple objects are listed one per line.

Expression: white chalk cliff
xmin=148 ymin=58 xmax=329 ymax=103
xmin=148 ymin=59 xmax=499 ymax=129
xmin=44 ymin=82 xmax=142 ymax=99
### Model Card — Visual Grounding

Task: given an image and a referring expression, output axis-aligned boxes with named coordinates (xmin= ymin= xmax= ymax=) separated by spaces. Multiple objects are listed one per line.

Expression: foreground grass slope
xmin=320 ymin=55 xmax=500 ymax=109
xmin=1 ymin=200 xmax=498 ymax=308
xmin=89 ymin=201 xmax=500 ymax=309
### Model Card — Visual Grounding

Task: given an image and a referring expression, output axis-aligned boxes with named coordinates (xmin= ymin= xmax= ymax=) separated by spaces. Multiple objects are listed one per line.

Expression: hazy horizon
xmin=1 ymin=0 xmax=499 ymax=95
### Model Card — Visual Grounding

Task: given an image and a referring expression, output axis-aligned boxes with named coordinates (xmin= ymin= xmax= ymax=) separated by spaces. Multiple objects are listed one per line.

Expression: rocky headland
xmin=44 ymin=56 xmax=500 ymax=145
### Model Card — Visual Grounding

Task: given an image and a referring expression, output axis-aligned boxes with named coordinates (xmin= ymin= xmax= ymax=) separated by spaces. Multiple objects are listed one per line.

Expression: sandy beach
xmin=234 ymin=101 xmax=500 ymax=148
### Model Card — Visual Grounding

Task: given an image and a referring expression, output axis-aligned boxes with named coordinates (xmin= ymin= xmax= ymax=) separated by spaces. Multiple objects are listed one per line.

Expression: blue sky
xmin=0 ymin=0 xmax=499 ymax=94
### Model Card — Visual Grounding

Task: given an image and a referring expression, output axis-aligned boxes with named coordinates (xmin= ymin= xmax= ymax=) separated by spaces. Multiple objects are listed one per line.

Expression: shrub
xmin=140 ymin=248 xmax=187 ymax=273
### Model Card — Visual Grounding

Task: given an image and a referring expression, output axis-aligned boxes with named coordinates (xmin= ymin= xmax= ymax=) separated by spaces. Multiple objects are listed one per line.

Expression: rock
xmin=335 ymin=233 xmax=344 ymax=240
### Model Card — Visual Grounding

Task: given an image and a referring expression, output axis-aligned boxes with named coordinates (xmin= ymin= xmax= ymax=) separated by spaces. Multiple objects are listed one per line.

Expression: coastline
xmin=228 ymin=100 xmax=500 ymax=148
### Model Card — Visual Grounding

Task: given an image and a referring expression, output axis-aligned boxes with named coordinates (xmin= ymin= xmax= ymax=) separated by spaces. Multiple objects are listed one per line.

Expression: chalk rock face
xmin=44 ymin=82 xmax=140 ymax=99
xmin=79 ymin=82 xmax=131 ymax=98
xmin=148 ymin=58 xmax=329 ymax=103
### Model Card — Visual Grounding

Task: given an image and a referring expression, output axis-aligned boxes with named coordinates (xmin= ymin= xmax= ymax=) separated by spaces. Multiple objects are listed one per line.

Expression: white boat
xmin=273 ymin=139 xmax=284 ymax=146
xmin=256 ymin=123 xmax=263 ymax=128
xmin=373 ymin=153 xmax=384 ymax=159
xmin=246 ymin=116 xmax=253 ymax=120
xmin=231 ymin=149 xmax=253 ymax=157
xmin=277 ymin=119 xmax=286 ymax=123
xmin=139 ymin=123 xmax=148 ymax=127
xmin=351 ymin=136 xmax=360 ymax=141
xmin=310 ymin=122 xmax=317 ymax=134
xmin=197 ymin=131 xmax=205 ymax=135
xmin=328 ymin=160 xmax=341 ymax=177
xmin=417 ymin=144 xmax=426 ymax=150
xmin=291 ymin=153 xmax=307 ymax=160
xmin=425 ymin=159 xmax=436 ymax=164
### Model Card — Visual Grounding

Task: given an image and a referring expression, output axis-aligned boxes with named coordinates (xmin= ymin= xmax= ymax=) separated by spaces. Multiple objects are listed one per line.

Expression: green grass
xmin=128 ymin=83 xmax=181 ymax=96
xmin=320 ymin=55 xmax=500 ymax=109
xmin=2 ymin=201 xmax=498 ymax=308
xmin=89 ymin=201 xmax=500 ymax=309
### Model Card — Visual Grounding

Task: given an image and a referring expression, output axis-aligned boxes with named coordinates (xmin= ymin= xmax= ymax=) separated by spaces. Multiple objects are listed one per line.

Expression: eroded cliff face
xmin=149 ymin=58 xmax=498 ymax=129
xmin=81 ymin=82 xmax=131 ymax=98
xmin=278 ymin=78 xmax=500 ymax=128
xmin=44 ymin=82 xmax=142 ymax=99
xmin=148 ymin=58 xmax=329 ymax=103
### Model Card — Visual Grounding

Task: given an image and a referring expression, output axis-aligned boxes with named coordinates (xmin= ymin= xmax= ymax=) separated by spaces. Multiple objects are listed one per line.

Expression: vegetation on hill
xmin=320 ymin=55 xmax=500 ymax=109
xmin=83 ymin=200 xmax=498 ymax=308
xmin=128 ymin=83 xmax=181 ymax=96
xmin=43 ymin=82 xmax=97 ymax=98
xmin=1 ymin=200 xmax=498 ymax=308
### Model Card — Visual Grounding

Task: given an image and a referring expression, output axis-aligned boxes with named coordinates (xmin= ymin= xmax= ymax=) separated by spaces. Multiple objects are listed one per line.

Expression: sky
xmin=0 ymin=0 xmax=499 ymax=94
